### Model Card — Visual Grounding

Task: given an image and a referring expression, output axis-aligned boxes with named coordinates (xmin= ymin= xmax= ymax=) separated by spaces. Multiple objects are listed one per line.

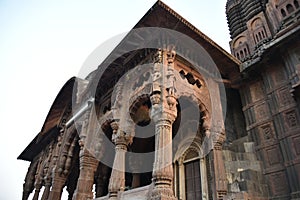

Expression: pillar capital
xmin=108 ymin=119 xmax=133 ymax=199
xmin=110 ymin=121 xmax=132 ymax=147
xmin=150 ymin=93 xmax=178 ymax=125
xmin=211 ymin=130 xmax=226 ymax=150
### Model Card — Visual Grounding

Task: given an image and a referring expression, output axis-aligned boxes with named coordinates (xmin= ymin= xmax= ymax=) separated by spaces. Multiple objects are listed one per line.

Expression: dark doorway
xmin=185 ymin=160 xmax=201 ymax=200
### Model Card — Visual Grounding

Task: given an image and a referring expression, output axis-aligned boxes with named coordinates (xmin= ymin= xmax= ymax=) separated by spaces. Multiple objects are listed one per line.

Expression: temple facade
xmin=18 ymin=1 xmax=300 ymax=200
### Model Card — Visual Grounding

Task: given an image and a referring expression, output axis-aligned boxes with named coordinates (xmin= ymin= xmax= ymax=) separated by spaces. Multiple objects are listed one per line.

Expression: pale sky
xmin=0 ymin=0 xmax=230 ymax=199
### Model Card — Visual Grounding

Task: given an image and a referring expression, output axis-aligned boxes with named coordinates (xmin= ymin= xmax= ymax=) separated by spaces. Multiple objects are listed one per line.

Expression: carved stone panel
xmin=284 ymin=110 xmax=299 ymax=130
xmin=269 ymin=65 xmax=287 ymax=87
xmin=269 ymin=172 xmax=290 ymax=196
xmin=266 ymin=146 xmax=282 ymax=166
xmin=293 ymin=136 xmax=300 ymax=155
xmin=254 ymin=103 xmax=269 ymax=121
xmin=259 ymin=123 xmax=275 ymax=141
xmin=277 ymin=87 xmax=294 ymax=107
xmin=250 ymin=82 xmax=264 ymax=102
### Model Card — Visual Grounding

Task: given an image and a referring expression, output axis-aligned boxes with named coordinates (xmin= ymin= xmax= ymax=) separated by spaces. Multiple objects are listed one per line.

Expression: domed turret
xmin=226 ymin=0 xmax=267 ymax=39
xmin=242 ymin=0 xmax=267 ymax=21
xmin=226 ymin=0 xmax=247 ymax=39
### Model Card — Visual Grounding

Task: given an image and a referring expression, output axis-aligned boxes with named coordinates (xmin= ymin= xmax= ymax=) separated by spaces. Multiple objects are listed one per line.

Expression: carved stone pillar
xmin=131 ymin=173 xmax=140 ymax=189
xmin=200 ymin=158 xmax=209 ymax=200
xmin=32 ymin=156 xmax=44 ymax=200
xmin=210 ymin=130 xmax=227 ymax=199
xmin=149 ymin=48 xmax=178 ymax=200
xmin=150 ymin=103 xmax=177 ymax=200
xmin=48 ymin=129 xmax=67 ymax=200
xmin=108 ymin=121 xmax=131 ymax=199
xmin=48 ymin=173 xmax=67 ymax=200
xmin=95 ymin=164 xmax=109 ymax=197
xmin=178 ymin=158 xmax=185 ymax=200
xmin=72 ymin=149 xmax=98 ymax=200
xmin=72 ymin=105 xmax=99 ymax=200
xmin=41 ymin=180 xmax=51 ymax=200
xmin=41 ymin=143 xmax=54 ymax=200
xmin=32 ymin=183 xmax=42 ymax=200
xmin=129 ymin=153 xmax=142 ymax=189
xmin=22 ymin=160 xmax=38 ymax=200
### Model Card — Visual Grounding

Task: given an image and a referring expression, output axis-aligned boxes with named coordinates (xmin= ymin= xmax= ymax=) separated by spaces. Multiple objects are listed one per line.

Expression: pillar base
xmin=149 ymin=186 xmax=177 ymax=200
xmin=72 ymin=193 xmax=93 ymax=200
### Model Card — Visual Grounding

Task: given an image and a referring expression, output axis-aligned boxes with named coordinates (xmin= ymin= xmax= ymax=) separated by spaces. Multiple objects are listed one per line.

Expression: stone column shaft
xmin=200 ymin=158 xmax=209 ymax=200
xmin=108 ymin=144 xmax=127 ymax=198
xmin=150 ymin=115 xmax=177 ymax=200
xmin=213 ymin=148 xmax=227 ymax=199
xmin=41 ymin=182 xmax=51 ymax=200
xmin=150 ymin=48 xmax=177 ymax=200
xmin=22 ymin=161 xmax=38 ymax=200
xmin=32 ymin=184 xmax=42 ymax=200
xmin=72 ymin=150 xmax=98 ymax=200
xmin=178 ymin=160 xmax=185 ymax=200
xmin=152 ymin=119 xmax=173 ymax=185
xmin=48 ymin=174 xmax=66 ymax=200
xmin=211 ymin=131 xmax=227 ymax=199
xmin=108 ymin=121 xmax=131 ymax=199
xmin=132 ymin=173 xmax=140 ymax=189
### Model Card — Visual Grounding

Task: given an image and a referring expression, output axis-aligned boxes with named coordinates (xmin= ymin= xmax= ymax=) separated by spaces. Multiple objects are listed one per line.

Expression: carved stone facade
xmin=226 ymin=0 xmax=300 ymax=199
xmin=18 ymin=1 xmax=300 ymax=200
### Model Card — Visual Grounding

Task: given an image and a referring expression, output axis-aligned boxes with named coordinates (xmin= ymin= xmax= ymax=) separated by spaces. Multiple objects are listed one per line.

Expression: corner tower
xmin=226 ymin=0 xmax=300 ymax=199
xmin=226 ymin=0 xmax=300 ymax=66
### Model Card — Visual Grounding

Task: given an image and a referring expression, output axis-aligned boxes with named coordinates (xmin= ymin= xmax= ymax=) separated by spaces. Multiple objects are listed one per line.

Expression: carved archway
xmin=174 ymin=137 xmax=209 ymax=200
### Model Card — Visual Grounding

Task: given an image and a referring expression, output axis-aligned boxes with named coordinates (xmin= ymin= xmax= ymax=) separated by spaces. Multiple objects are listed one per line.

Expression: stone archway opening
xmin=126 ymin=94 xmax=155 ymax=189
